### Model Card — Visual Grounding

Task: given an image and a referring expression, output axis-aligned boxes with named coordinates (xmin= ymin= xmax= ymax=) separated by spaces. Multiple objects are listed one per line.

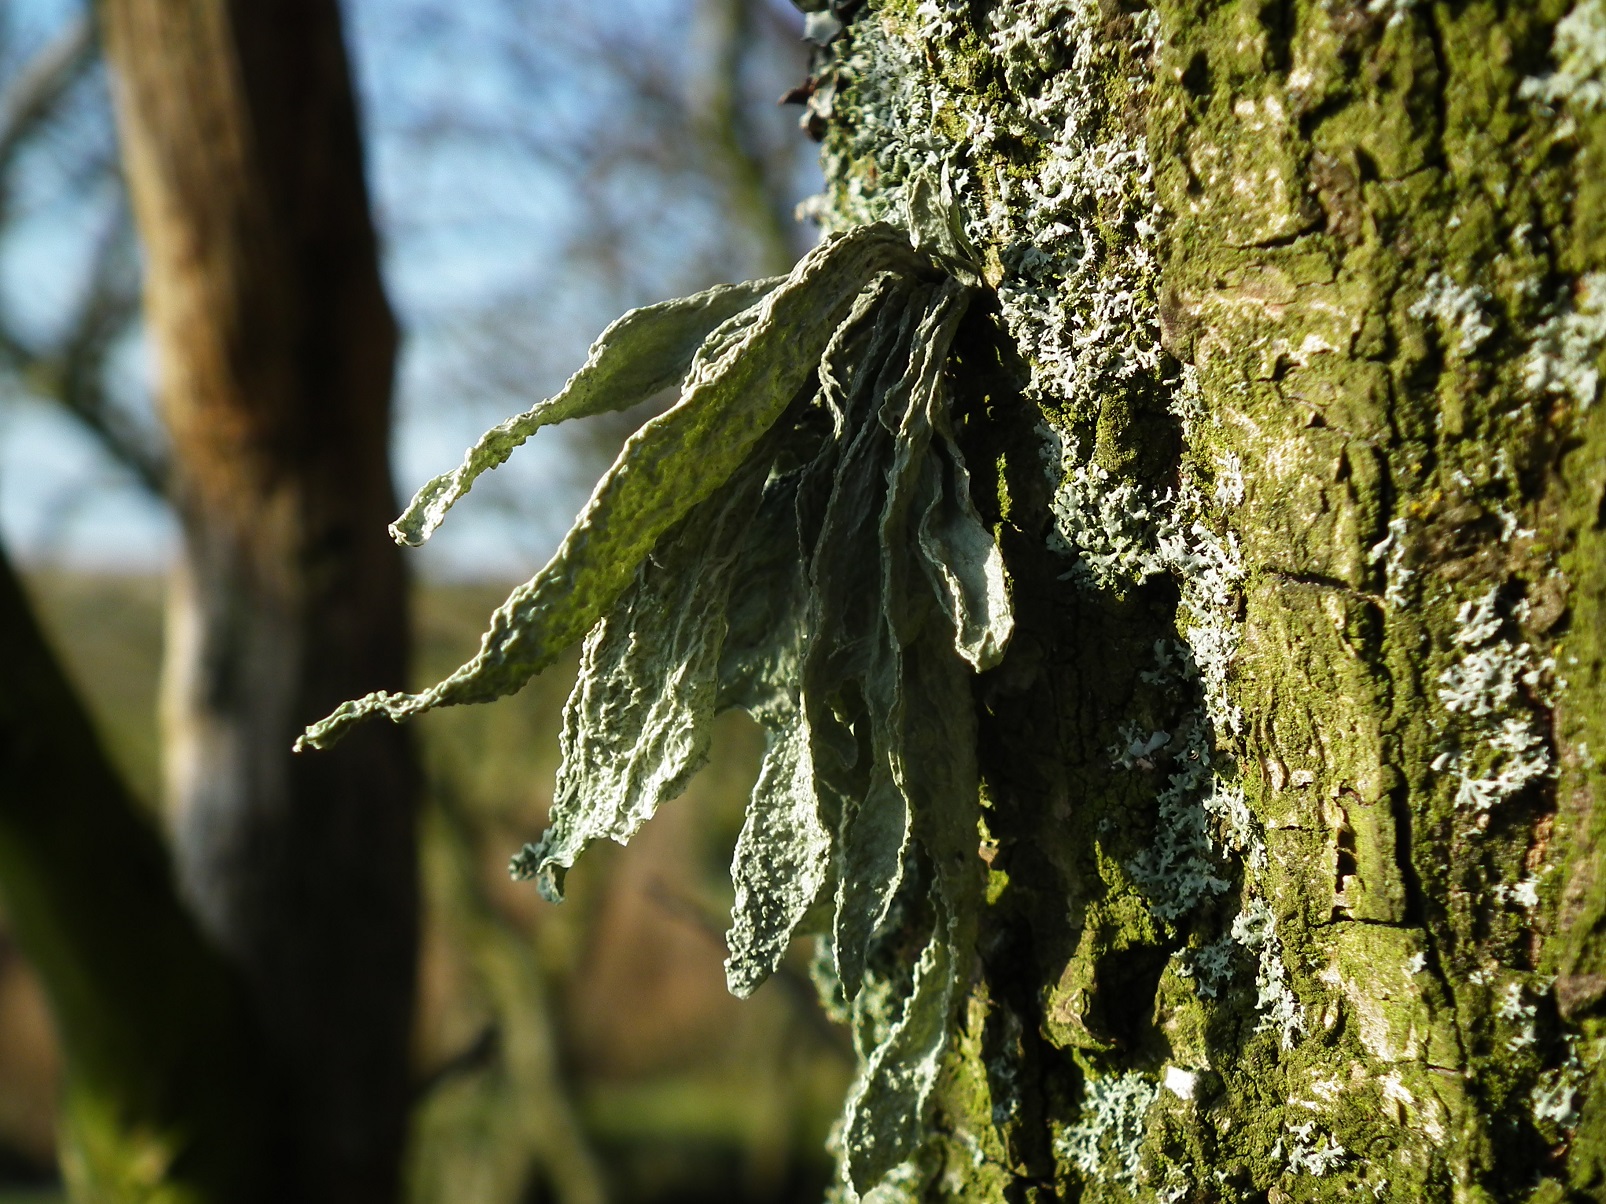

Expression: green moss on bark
xmin=803 ymin=0 xmax=1606 ymax=1198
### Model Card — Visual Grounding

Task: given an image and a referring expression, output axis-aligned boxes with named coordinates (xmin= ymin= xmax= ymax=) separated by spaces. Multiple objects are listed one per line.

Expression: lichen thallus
xmin=299 ymin=198 xmax=1013 ymax=1195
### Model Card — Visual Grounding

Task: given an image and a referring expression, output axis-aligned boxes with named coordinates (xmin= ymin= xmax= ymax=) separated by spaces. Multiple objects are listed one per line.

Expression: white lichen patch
xmin=1047 ymin=440 xmax=1172 ymax=591
xmin=982 ymin=2 xmax=1165 ymax=418
xmin=1379 ymin=1071 xmax=1415 ymax=1112
xmin=1163 ymin=506 xmax=1247 ymax=737
xmin=1047 ymin=449 xmax=1248 ymax=738
xmin=1117 ymin=640 xmax=1264 ymax=925
xmin=1127 ymin=717 xmax=1232 ymax=922
xmin=1231 ymin=899 xmax=1306 ymax=1050
xmin=1410 ymin=270 xmax=1496 ymax=355
xmin=1205 ymin=776 xmax=1267 ymax=873
xmin=1492 ymin=872 xmax=1543 ymax=909
xmin=1450 ymin=720 xmax=1551 ymax=812
xmin=1524 ymin=272 xmax=1606 ymax=410
xmin=1532 ymin=1044 xmax=1586 ymax=1130
xmin=810 ymin=0 xmax=1172 ymax=466
xmin=1109 ymin=722 xmax=1171 ymax=770
xmin=1497 ymin=981 xmax=1539 ymax=1052
xmin=1438 ymin=642 xmax=1530 ymax=718
xmin=1433 ymin=587 xmax=1554 ymax=812
xmin=1215 ymin=452 xmax=1246 ymax=508
xmin=1044 ymin=438 xmax=1248 ymax=743
xmin=1139 ymin=638 xmax=1195 ymax=686
xmin=819 ymin=0 xmax=1250 ymax=739
xmin=1520 ymin=0 xmax=1606 ymax=114
xmin=1368 ymin=515 xmax=1417 ymax=608
xmin=1056 ymin=1071 xmax=1159 ymax=1188
xmin=1282 ymin=1119 xmax=1349 ymax=1177
xmin=1453 ymin=587 xmax=1504 ymax=649
xmin=1365 ymin=0 xmax=1418 ymax=27
xmin=1183 ymin=931 xmax=1239 ymax=1000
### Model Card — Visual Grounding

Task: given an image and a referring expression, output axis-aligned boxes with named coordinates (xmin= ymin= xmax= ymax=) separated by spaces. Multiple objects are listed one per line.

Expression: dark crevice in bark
xmin=1255 ymin=0 xmax=1295 ymax=77
xmin=1417 ymin=3 xmax=1452 ymax=175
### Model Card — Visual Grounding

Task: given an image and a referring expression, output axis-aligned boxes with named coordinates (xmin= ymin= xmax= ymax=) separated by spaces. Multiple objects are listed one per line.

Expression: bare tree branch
xmin=0 ymin=12 xmax=165 ymax=497
xmin=0 ymin=205 xmax=161 ymax=495
xmin=37 ymin=217 xmax=161 ymax=492
xmin=0 ymin=14 xmax=95 ymax=181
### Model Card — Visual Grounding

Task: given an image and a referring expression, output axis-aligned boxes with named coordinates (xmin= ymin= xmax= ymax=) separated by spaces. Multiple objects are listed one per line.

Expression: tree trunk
xmin=0 ymin=543 xmax=276 ymax=1203
xmin=806 ymin=0 xmax=1606 ymax=1199
xmin=99 ymin=4 xmax=419 ymax=1200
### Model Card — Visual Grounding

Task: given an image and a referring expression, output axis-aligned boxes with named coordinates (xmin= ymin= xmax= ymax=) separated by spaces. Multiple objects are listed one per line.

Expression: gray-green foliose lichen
xmin=299 ymin=215 xmax=1013 ymax=1201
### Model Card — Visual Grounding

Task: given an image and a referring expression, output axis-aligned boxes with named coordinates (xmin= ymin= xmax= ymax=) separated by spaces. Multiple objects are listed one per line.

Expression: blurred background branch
xmin=0 ymin=15 xmax=93 ymax=178
xmin=0 ymin=13 xmax=158 ymax=503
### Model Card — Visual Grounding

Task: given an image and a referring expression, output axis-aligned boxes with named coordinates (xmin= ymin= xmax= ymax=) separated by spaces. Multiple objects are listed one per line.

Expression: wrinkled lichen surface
xmin=302 ymin=219 xmax=1022 ymax=1198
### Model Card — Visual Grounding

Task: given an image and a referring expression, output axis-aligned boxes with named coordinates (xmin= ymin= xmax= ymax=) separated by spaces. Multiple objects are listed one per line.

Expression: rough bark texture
xmin=802 ymin=0 xmax=1606 ymax=1199
xmin=99 ymin=3 xmax=419 ymax=1201
xmin=0 ymin=544 xmax=275 ymax=1203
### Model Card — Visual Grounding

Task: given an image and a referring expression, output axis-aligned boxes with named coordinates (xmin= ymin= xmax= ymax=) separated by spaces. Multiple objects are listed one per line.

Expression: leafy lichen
xmin=302 ymin=215 xmax=1013 ymax=1201
xmin=297 ymin=224 xmax=928 ymax=744
xmin=1055 ymin=1071 xmax=1159 ymax=1189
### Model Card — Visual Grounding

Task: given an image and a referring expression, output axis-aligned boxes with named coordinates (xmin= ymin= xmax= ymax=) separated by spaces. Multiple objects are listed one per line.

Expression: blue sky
xmin=0 ymin=0 xmax=817 ymax=577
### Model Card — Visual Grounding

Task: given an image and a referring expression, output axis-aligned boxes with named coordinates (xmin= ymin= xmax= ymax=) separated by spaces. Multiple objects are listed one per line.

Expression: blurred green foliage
xmin=0 ymin=573 xmax=849 ymax=1204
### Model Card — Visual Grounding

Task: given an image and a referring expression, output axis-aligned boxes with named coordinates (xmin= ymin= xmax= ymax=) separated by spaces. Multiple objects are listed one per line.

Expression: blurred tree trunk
xmin=806 ymin=0 xmax=1606 ymax=1200
xmin=99 ymin=3 xmax=419 ymax=1202
xmin=0 ymin=541 xmax=275 ymax=1203
xmin=692 ymin=0 xmax=799 ymax=278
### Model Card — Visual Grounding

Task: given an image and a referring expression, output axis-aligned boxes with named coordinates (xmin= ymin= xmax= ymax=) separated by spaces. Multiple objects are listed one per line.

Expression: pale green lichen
xmin=1531 ymin=1044 xmax=1586 ymax=1131
xmin=1432 ymin=586 xmax=1556 ymax=813
xmin=1367 ymin=516 xmax=1417 ymax=609
xmin=1281 ymin=1119 xmax=1349 ymax=1177
xmin=1045 ymin=420 xmax=1248 ymax=738
xmin=1230 ymin=899 xmax=1305 ymax=1051
xmin=301 ymin=215 xmax=1015 ymax=1203
xmin=1520 ymin=0 xmax=1606 ymax=114
xmin=1055 ymin=1071 xmax=1159 ymax=1188
xmin=297 ymin=225 xmax=927 ymax=746
xmin=1047 ymin=445 xmax=1173 ymax=592
xmin=1496 ymin=980 xmax=1540 ymax=1053
xmin=1125 ymin=716 xmax=1231 ymax=924
xmin=1524 ymin=272 xmax=1606 ymax=411
xmin=1409 ymin=270 xmax=1496 ymax=356
xmin=1184 ymin=932 xmax=1238 ymax=1000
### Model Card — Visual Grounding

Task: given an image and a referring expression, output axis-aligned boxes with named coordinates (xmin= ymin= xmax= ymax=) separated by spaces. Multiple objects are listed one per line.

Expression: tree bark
xmin=98 ymin=3 xmax=419 ymax=1200
xmin=807 ymin=0 xmax=1606 ymax=1199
